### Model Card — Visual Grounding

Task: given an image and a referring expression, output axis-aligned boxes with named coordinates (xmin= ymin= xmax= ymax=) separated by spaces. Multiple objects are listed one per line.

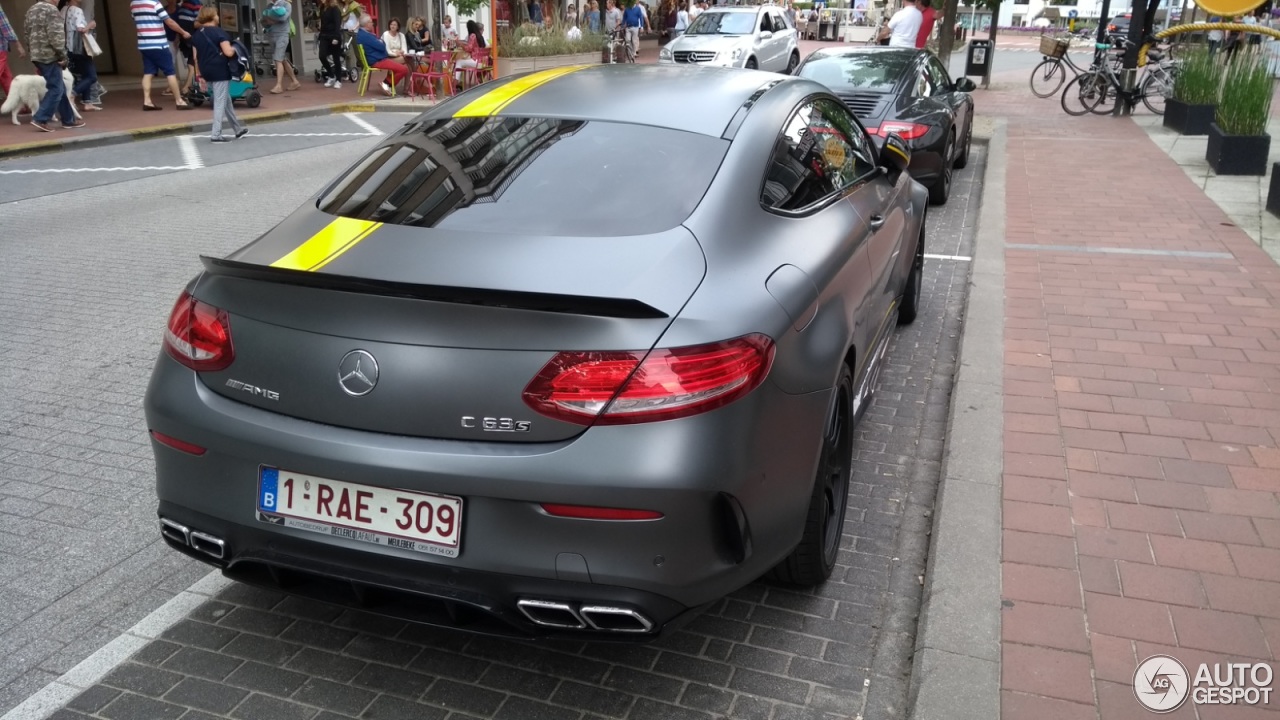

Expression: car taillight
xmin=163 ymin=291 xmax=234 ymax=371
xmin=522 ymin=334 xmax=775 ymax=426
xmin=876 ymin=121 xmax=931 ymax=140
xmin=540 ymin=504 xmax=663 ymax=520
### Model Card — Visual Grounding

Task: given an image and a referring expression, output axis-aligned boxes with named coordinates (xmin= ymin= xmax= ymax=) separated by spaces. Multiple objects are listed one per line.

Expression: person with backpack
xmin=262 ymin=0 xmax=300 ymax=93
xmin=191 ymin=5 xmax=246 ymax=142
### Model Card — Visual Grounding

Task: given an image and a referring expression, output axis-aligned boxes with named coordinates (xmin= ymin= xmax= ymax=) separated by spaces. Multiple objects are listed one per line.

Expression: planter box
xmin=496 ymin=52 xmax=599 ymax=77
xmin=1206 ymin=123 xmax=1270 ymax=176
xmin=1267 ymin=162 xmax=1280 ymax=217
xmin=1163 ymin=98 xmax=1216 ymax=135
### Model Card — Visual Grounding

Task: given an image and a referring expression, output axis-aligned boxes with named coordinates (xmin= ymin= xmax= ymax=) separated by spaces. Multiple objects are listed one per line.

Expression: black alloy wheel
xmin=786 ymin=51 xmax=800 ymax=74
xmin=898 ymin=222 xmax=924 ymax=324
xmin=768 ymin=365 xmax=854 ymax=586
xmin=928 ymin=135 xmax=952 ymax=205
xmin=954 ymin=116 xmax=972 ymax=169
xmin=745 ymin=56 xmax=758 ymax=69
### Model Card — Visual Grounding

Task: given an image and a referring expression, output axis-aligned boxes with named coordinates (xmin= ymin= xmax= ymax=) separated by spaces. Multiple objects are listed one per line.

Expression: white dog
xmin=1 ymin=70 xmax=83 ymax=125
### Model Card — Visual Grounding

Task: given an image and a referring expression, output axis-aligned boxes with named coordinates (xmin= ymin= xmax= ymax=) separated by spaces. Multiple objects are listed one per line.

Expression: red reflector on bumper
xmin=540 ymin=504 xmax=663 ymax=521
xmin=149 ymin=430 xmax=207 ymax=456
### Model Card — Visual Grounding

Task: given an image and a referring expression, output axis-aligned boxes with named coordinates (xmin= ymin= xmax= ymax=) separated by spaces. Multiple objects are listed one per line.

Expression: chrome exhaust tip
xmin=160 ymin=518 xmax=190 ymax=546
xmin=579 ymin=605 xmax=654 ymax=633
xmin=516 ymin=599 xmax=587 ymax=629
xmin=189 ymin=531 xmax=226 ymax=560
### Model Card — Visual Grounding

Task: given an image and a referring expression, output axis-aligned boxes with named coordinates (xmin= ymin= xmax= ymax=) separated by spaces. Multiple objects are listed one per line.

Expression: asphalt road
xmin=0 ymin=111 xmax=983 ymax=720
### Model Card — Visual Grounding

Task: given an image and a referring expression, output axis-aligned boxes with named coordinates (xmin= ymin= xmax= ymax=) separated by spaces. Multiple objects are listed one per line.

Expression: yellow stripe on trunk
xmin=453 ymin=65 xmax=592 ymax=118
xmin=270 ymin=217 xmax=383 ymax=272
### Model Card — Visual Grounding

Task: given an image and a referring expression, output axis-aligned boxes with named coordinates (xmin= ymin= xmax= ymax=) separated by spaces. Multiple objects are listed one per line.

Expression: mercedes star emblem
xmin=338 ymin=350 xmax=379 ymax=397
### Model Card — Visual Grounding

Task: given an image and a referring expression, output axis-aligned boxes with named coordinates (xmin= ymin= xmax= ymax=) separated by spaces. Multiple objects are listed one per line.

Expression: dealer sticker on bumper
xmin=257 ymin=467 xmax=462 ymax=558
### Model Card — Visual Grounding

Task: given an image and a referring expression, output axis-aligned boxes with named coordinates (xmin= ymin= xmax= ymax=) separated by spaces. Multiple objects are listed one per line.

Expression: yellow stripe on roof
xmin=270 ymin=217 xmax=383 ymax=272
xmin=453 ymin=65 xmax=593 ymax=118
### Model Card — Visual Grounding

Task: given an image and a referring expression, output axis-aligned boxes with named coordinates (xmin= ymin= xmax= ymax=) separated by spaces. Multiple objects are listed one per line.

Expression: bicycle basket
xmin=1039 ymin=36 xmax=1069 ymax=58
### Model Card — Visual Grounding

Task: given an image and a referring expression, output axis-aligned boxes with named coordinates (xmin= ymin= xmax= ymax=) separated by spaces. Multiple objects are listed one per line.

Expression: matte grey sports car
xmin=145 ymin=64 xmax=929 ymax=639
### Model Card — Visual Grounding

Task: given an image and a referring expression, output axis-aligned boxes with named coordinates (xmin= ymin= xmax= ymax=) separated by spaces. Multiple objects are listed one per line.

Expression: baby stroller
xmin=314 ymin=32 xmax=361 ymax=83
xmin=187 ymin=39 xmax=264 ymax=108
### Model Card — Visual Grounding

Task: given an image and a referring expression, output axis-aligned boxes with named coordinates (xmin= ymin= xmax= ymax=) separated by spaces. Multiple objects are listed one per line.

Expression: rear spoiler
xmin=200 ymin=257 xmax=669 ymax=320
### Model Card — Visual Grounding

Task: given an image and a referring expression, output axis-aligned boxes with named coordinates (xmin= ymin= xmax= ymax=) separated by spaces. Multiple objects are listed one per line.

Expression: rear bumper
xmin=145 ymin=353 xmax=831 ymax=637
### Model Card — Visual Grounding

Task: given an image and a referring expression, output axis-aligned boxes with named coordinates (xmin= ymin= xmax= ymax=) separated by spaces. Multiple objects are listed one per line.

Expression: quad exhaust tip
xmin=160 ymin=517 xmax=226 ymax=560
xmin=516 ymin=598 xmax=653 ymax=633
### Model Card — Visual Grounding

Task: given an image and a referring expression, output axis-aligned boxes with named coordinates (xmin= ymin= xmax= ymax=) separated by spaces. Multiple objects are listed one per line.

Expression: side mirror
xmin=954 ymin=77 xmax=977 ymax=92
xmin=759 ymin=30 xmax=774 ymax=39
xmin=880 ymin=132 xmax=911 ymax=180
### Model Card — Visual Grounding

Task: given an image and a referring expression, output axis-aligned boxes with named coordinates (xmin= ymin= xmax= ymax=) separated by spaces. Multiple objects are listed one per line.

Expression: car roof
xmin=422 ymin=64 xmax=794 ymax=138
xmin=704 ymin=6 xmax=765 ymax=12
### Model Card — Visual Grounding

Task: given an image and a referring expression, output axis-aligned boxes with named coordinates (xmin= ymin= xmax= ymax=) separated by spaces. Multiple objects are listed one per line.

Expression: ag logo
xmin=1134 ymin=655 xmax=1190 ymax=713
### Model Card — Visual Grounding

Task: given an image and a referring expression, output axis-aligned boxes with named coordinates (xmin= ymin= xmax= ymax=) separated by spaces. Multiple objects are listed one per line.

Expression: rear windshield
xmin=797 ymin=52 xmax=913 ymax=91
xmin=686 ymin=11 xmax=757 ymax=35
xmin=317 ymin=116 xmax=728 ymax=237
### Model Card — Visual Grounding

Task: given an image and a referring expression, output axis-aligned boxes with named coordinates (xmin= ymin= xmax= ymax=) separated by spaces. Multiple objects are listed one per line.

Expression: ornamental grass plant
xmin=497 ymin=22 xmax=606 ymax=57
xmin=1173 ymin=45 xmax=1224 ymax=106
xmin=1216 ymin=50 xmax=1274 ymax=137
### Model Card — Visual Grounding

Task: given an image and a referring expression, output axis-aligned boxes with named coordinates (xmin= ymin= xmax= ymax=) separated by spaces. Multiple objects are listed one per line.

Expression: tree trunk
xmin=938 ymin=0 xmax=959 ymax=58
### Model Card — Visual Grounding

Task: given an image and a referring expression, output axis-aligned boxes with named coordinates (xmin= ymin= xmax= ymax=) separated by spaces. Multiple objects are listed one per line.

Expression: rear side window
xmin=760 ymin=98 xmax=878 ymax=213
xmin=318 ymin=117 xmax=729 ymax=237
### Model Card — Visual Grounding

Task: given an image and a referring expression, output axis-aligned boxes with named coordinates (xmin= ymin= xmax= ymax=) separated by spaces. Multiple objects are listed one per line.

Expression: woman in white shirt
xmin=381 ymin=17 xmax=407 ymax=58
xmin=674 ymin=4 xmax=688 ymax=37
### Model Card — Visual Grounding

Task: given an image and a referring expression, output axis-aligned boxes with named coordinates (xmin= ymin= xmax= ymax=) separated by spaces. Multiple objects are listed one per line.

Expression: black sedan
xmin=796 ymin=46 xmax=976 ymax=205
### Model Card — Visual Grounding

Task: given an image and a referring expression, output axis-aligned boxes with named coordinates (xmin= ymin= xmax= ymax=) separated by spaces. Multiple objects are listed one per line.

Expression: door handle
xmin=869 ymin=214 xmax=886 ymax=230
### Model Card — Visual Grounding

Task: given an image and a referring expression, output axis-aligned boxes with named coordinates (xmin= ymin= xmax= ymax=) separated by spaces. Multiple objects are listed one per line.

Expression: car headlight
xmin=730 ymin=47 xmax=743 ymax=61
xmin=660 ymin=46 xmax=672 ymax=59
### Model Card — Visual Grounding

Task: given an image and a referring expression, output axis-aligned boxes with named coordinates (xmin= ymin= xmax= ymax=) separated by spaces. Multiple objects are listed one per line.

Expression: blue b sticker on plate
xmin=259 ymin=467 xmax=279 ymax=511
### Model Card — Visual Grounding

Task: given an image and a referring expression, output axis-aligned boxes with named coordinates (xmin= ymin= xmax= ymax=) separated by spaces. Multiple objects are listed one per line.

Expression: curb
xmin=0 ymin=100 xmax=423 ymax=160
xmin=906 ymin=118 xmax=1007 ymax=720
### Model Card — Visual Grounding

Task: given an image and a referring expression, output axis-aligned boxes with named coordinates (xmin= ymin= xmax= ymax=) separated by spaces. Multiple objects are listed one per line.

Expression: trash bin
xmin=966 ymin=38 xmax=991 ymax=76
xmin=820 ymin=19 xmax=838 ymax=40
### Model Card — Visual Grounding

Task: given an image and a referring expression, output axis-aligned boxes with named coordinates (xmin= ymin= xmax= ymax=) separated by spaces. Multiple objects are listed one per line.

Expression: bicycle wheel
xmin=1061 ymin=72 xmax=1101 ymax=116
xmin=1140 ymin=72 xmax=1170 ymax=115
xmin=1030 ymin=58 xmax=1066 ymax=98
xmin=1086 ymin=74 xmax=1118 ymax=115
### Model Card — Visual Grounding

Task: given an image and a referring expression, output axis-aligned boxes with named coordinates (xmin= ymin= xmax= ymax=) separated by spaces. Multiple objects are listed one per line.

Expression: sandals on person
xmin=269 ymin=87 xmax=284 ymax=94
xmin=176 ymin=103 xmax=193 ymax=110
xmin=143 ymin=104 xmax=163 ymax=111
xmin=287 ymin=82 xmax=301 ymax=91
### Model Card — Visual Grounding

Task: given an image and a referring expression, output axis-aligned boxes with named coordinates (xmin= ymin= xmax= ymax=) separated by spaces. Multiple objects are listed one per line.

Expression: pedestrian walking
xmin=60 ymin=0 xmax=99 ymax=110
xmin=318 ymin=0 xmax=343 ymax=86
xmin=1207 ymin=16 xmax=1223 ymax=55
xmin=131 ymin=0 xmax=192 ymax=110
xmin=24 ymin=0 xmax=82 ymax=131
xmin=263 ymin=0 xmax=300 ymax=94
xmin=566 ymin=2 xmax=579 ymax=27
xmin=604 ymin=0 xmax=622 ymax=34
xmin=622 ymin=0 xmax=647 ymax=62
xmin=586 ymin=0 xmax=600 ymax=33
xmin=674 ymin=1 xmax=688 ymax=38
xmin=191 ymin=5 xmax=247 ymax=143
xmin=0 ymin=3 xmax=26 ymax=99
xmin=174 ymin=0 xmax=200 ymax=94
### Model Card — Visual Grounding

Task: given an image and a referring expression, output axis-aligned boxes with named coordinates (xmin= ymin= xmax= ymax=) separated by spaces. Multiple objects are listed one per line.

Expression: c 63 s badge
xmin=225 ymin=379 xmax=280 ymax=401
xmin=462 ymin=416 xmax=532 ymax=432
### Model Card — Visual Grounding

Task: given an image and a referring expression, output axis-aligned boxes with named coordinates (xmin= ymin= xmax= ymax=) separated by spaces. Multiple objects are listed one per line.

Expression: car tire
xmin=928 ymin=136 xmax=952 ymax=206
xmin=953 ymin=117 xmax=972 ymax=169
xmin=898 ymin=221 xmax=924 ymax=325
xmin=786 ymin=50 xmax=799 ymax=75
xmin=745 ymin=57 xmax=758 ymax=70
xmin=768 ymin=364 xmax=853 ymax=587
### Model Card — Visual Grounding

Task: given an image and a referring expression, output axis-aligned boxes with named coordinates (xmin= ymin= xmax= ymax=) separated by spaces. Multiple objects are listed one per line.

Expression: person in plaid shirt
xmin=0 ymin=2 xmax=27 ymax=97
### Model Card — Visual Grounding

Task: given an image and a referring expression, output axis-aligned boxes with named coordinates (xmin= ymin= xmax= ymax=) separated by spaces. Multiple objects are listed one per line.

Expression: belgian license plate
xmin=257 ymin=467 xmax=462 ymax=558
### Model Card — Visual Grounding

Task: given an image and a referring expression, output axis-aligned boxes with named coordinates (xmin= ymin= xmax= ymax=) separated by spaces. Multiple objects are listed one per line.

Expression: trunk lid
xmin=194 ymin=219 xmax=705 ymax=443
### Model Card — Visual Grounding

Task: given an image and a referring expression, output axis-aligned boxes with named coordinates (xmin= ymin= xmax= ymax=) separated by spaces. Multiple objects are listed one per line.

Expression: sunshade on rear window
xmin=797 ymin=52 xmax=914 ymax=92
xmin=317 ymin=117 xmax=729 ymax=237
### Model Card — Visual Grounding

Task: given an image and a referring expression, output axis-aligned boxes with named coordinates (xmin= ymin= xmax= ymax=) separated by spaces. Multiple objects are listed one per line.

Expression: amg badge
xmin=225 ymin=379 xmax=280 ymax=401
xmin=461 ymin=416 xmax=532 ymax=432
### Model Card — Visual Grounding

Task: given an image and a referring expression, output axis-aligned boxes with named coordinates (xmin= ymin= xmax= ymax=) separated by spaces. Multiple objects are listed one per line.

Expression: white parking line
xmin=177 ymin=134 xmax=204 ymax=169
xmin=232 ymin=132 xmax=378 ymax=137
xmin=345 ymin=112 xmax=385 ymax=136
xmin=925 ymin=253 xmax=972 ymax=262
xmin=0 ymin=571 xmax=229 ymax=720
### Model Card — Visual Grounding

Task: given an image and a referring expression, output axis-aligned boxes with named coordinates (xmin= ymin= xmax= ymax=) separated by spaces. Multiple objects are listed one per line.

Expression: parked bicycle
xmin=1060 ymin=38 xmax=1176 ymax=116
xmin=1030 ymin=34 xmax=1122 ymax=98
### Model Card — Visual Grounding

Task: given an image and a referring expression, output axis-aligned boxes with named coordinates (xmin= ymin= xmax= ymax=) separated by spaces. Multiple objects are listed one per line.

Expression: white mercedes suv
xmin=659 ymin=6 xmax=800 ymax=74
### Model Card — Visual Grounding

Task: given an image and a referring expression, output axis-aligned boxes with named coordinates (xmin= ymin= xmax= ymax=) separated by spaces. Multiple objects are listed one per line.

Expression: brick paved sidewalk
xmin=979 ymin=87 xmax=1280 ymax=717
